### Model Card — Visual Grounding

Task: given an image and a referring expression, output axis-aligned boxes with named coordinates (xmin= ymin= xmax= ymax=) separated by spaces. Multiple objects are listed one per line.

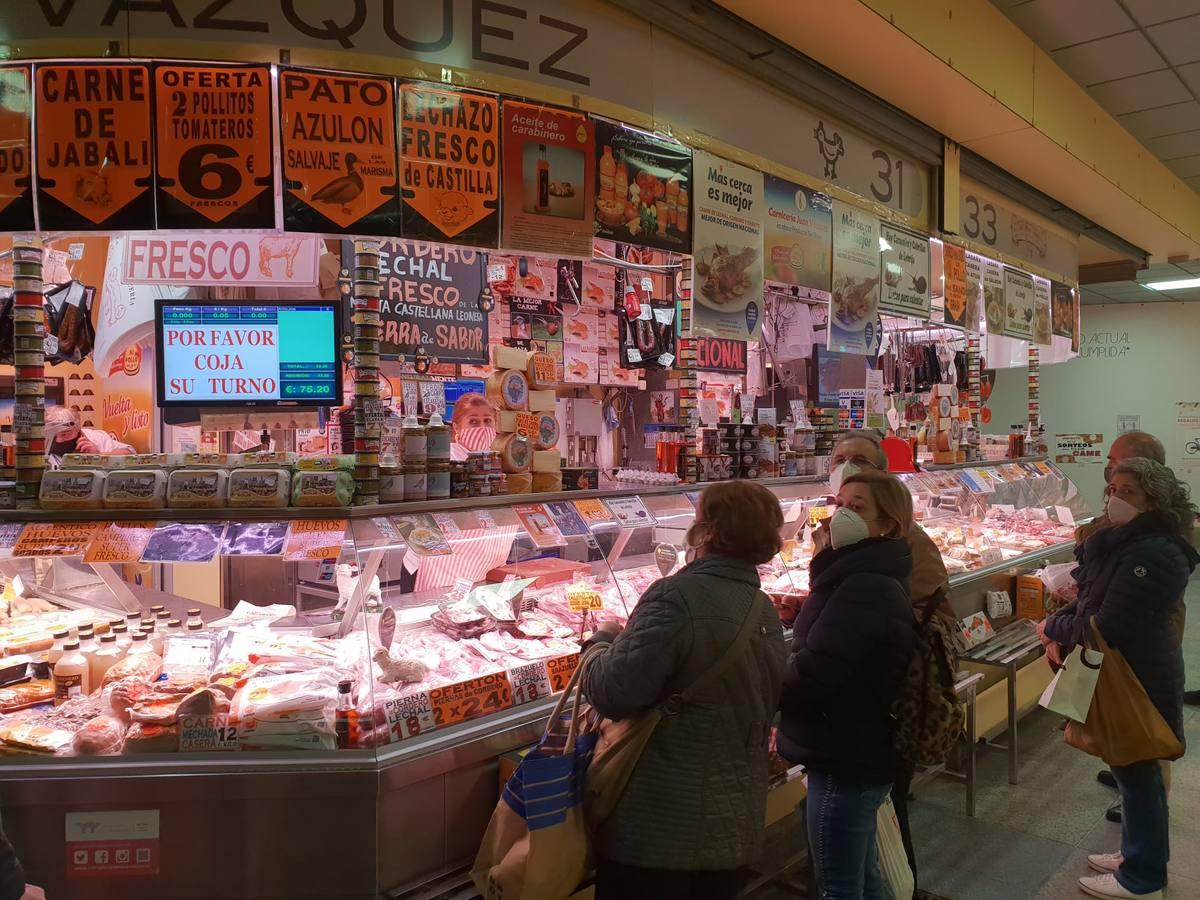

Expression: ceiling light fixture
xmin=1143 ymin=277 xmax=1200 ymax=291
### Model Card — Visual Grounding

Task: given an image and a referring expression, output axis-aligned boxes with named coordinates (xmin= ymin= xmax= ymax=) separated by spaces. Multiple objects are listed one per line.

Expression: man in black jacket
xmin=0 ymin=822 xmax=38 ymax=900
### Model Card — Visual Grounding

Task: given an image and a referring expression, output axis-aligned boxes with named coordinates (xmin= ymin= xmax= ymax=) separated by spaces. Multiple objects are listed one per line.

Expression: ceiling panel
xmin=1006 ymin=0 xmax=1133 ymax=50
xmin=1088 ymin=69 xmax=1190 ymax=115
xmin=1146 ymin=15 xmax=1200 ymax=66
xmin=1120 ymin=101 xmax=1200 ymax=141
xmin=1052 ymin=31 xmax=1163 ymax=85
xmin=1124 ymin=0 xmax=1200 ymax=26
xmin=1144 ymin=129 xmax=1200 ymax=160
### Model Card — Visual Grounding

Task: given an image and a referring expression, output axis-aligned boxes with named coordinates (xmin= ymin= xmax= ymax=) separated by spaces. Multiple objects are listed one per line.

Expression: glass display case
xmin=0 ymin=460 xmax=1089 ymax=896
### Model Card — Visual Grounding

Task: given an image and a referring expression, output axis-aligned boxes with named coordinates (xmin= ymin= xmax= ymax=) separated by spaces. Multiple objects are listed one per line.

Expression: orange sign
xmin=282 ymin=519 xmax=348 ymax=561
xmin=0 ymin=65 xmax=33 ymax=230
xmin=400 ymin=83 xmax=500 ymax=247
xmin=83 ymin=522 xmax=156 ymax=564
xmin=154 ymin=63 xmax=274 ymax=228
xmin=12 ymin=523 xmax=100 ymax=558
xmin=35 ymin=63 xmax=153 ymax=229
xmin=546 ymin=655 xmax=579 ymax=693
xmin=278 ymin=67 xmax=399 ymax=235
xmin=429 ymin=672 xmax=512 ymax=728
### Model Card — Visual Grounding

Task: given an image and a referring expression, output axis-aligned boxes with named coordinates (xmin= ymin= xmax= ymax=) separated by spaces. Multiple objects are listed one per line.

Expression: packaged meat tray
xmin=487 ymin=558 xmax=592 ymax=589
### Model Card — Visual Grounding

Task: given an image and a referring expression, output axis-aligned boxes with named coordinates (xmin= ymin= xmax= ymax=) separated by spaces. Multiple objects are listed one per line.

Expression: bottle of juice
xmin=54 ymin=642 xmax=90 ymax=705
xmin=89 ymin=634 xmax=124 ymax=686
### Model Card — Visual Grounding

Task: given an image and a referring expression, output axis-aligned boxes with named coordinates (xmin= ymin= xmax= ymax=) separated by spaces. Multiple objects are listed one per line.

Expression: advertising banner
xmin=942 ymin=242 xmax=967 ymax=328
xmin=964 ymin=250 xmax=985 ymax=335
xmin=501 ymin=100 xmax=594 ymax=257
xmin=0 ymin=65 xmax=33 ymax=231
xmin=153 ymin=62 xmax=275 ymax=229
xmin=1033 ymin=276 xmax=1052 ymax=346
xmin=691 ymin=150 xmax=763 ymax=341
xmin=1054 ymin=433 xmax=1104 ymax=465
xmin=691 ymin=336 xmax=748 ymax=374
xmin=123 ymin=233 xmax=320 ymax=287
xmin=101 ymin=338 xmax=154 ymax=453
xmin=981 ymin=255 xmax=1004 ymax=335
xmin=1002 ymin=267 xmax=1035 ymax=340
xmin=879 ymin=223 xmax=931 ymax=319
xmin=377 ymin=240 xmax=488 ymax=364
xmin=1051 ymin=280 xmax=1076 ymax=338
xmin=829 ymin=200 xmax=880 ymax=356
xmin=594 ymin=120 xmax=692 ymax=253
xmin=763 ymin=175 xmax=831 ymax=297
xmin=400 ymin=82 xmax=500 ymax=248
xmin=278 ymin=67 xmax=399 ymax=236
xmin=34 ymin=63 xmax=154 ymax=230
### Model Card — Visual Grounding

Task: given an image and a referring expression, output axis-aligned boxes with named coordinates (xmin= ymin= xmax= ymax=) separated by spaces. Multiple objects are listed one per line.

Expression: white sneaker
xmin=1078 ymin=872 xmax=1162 ymax=899
xmin=1087 ymin=852 xmax=1124 ymax=874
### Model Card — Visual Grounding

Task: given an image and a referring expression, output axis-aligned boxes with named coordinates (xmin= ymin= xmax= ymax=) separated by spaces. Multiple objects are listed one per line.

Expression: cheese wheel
xmin=533 ymin=415 xmax=560 ymax=451
xmin=505 ymin=472 xmax=532 ymax=494
xmin=493 ymin=433 xmax=533 ymax=473
xmin=526 ymin=352 xmax=558 ymax=390
xmin=532 ymin=470 xmax=563 ymax=492
xmin=485 ymin=369 xmax=530 ymax=411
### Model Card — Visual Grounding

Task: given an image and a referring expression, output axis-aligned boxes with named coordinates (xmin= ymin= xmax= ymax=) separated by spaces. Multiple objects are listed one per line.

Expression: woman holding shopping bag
xmin=778 ymin=470 xmax=915 ymax=900
xmin=581 ymin=480 xmax=786 ymax=900
xmin=1040 ymin=458 xmax=1197 ymax=900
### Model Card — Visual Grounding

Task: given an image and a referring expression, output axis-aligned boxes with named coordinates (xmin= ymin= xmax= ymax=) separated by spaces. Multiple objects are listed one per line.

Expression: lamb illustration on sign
xmin=813 ymin=122 xmax=845 ymax=179
xmin=258 ymin=236 xmax=308 ymax=278
xmin=311 ymin=153 xmax=363 ymax=213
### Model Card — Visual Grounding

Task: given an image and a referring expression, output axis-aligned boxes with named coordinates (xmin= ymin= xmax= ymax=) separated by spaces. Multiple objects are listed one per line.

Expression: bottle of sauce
xmin=112 ymin=622 xmax=131 ymax=652
xmin=127 ymin=632 xmax=154 ymax=659
xmin=335 ymin=679 xmax=358 ymax=749
xmin=426 ymin=412 xmax=450 ymax=462
xmin=54 ymin=641 xmax=90 ymax=705
xmin=535 ymin=144 xmax=551 ymax=212
xmin=402 ymin=415 xmax=427 ymax=464
xmin=187 ymin=608 xmax=203 ymax=630
xmin=47 ymin=629 xmax=69 ymax=666
xmin=89 ymin=634 xmax=123 ymax=686
xmin=599 ymin=145 xmax=616 ymax=202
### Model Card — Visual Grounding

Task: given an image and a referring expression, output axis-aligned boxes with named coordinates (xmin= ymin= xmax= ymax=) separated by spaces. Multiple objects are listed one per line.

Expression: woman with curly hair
xmin=1040 ymin=457 xmax=1198 ymax=900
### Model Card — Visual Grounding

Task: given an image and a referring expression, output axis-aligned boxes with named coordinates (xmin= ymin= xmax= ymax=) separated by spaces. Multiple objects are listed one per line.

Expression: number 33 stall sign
xmin=153 ymin=62 xmax=275 ymax=229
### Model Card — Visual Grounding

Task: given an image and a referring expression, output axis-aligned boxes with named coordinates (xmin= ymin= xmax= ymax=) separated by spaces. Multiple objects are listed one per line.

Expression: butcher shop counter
xmin=0 ymin=464 xmax=1089 ymax=899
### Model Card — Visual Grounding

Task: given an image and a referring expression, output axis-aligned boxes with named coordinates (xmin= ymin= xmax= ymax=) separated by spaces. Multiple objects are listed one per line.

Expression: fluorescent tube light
xmin=1143 ymin=277 xmax=1200 ymax=290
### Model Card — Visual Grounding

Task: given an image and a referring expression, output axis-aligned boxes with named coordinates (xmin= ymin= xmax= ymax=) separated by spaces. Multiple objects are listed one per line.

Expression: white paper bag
xmin=1039 ymin=645 xmax=1103 ymax=723
xmin=875 ymin=794 xmax=915 ymax=900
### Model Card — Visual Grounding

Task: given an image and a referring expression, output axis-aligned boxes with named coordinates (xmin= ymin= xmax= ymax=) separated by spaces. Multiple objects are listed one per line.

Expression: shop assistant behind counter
xmin=44 ymin=406 xmax=134 ymax=464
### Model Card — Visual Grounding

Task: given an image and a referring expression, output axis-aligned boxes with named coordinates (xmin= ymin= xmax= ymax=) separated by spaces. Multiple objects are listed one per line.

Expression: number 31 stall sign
xmin=123 ymin=233 xmax=321 ymax=288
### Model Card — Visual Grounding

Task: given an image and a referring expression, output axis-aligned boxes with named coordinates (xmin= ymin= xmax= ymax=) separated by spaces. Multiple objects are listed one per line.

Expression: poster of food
xmin=152 ymin=63 xmax=274 ymax=229
xmin=393 ymin=514 xmax=452 ymax=557
xmin=501 ymin=100 xmax=594 ymax=257
xmin=1032 ymin=276 xmax=1052 ymax=346
xmin=100 ymin=339 xmax=154 ymax=452
xmin=763 ymin=175 xmax=831 ymax=297
xmin=829 ymin=200 xmax=881 ymax=356
xmin=400 ymin=82 xmax=500 ymax=248
xmin=1054 ymin=433 xmax=1105 ymax=465
xmin=593 ymin=120 xmax=691 ymax=253
xmin=582 ymin=258 xmax=617 ymax=308
xmin=690 ymin=150 xmax=764 ymax=341
xmin=0 ymin=65 xmax=33 ymax=231
xmin=942 ymin=242 xmax=967 ymax=328
xmin=35 ymin=63 xmax=154 ymax=230
xmin=878 ymin=224 xmax=931 ymax=319
xmin=278 ymin=67 xmax=399 ymax=236
xmin=1002 ymin=267 xmax=1035 ymax=340
xmin=564 ymin=341 xmax=598 ymax=384
xmin=1051 ymin=280 xmax=1076 ymax=338
xmin=513 ymin=504 xmax=567 ymax=549
xmin=375 ymin=240 xmax=488 ymax=364
xmin=981 ymin=255 xmax=1005 ymax=335
xmin=964 ymin=251 xmax=985 ymax=334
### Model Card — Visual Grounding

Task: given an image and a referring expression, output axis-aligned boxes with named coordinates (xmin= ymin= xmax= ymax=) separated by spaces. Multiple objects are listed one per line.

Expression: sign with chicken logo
xmin=400 ymin=82 xmax=500 ymax=248
xmin=278 ymin=67 xmax=400 ymax=236
xmin=0 ymin=65 xmax=33 ymax=231
xmin=153 ymin=62 xmax=275 ymax=229
xmin=34 ymin=63 xmax=154 ymax=230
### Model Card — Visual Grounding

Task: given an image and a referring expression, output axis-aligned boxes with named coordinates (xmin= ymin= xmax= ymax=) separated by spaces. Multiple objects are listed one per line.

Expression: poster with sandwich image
xmin=829 ymin=200 xmax=881 ymax=356
xmin=690 ymin=150 xmax=764 ymax=342
xmin=1051 ymin=280 xmax=1076 ymax=339
xmin=1002 ymin=267 xmax=1034 ymax=340
xmin=981 ymin=255 xmax=1005 ymax=336
xmin=1032 ymin=276 xmax=1052 ymax=346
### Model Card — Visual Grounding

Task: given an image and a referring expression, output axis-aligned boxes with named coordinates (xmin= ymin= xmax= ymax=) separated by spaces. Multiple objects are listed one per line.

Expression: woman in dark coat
xmin=1041 ymin=457 xmax=1197 ymax=900
xmin=778 ymin=470 xmax=914 ymax=900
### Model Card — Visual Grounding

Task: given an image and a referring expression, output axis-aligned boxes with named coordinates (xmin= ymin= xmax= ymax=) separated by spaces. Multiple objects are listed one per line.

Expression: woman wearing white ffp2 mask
xmin=779 ymin=470 xmax=915 ymax=900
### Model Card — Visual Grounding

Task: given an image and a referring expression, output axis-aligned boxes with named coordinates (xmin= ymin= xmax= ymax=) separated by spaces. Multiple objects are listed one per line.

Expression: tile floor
xmin=910 ymin=577 xmax=1200 ymax=899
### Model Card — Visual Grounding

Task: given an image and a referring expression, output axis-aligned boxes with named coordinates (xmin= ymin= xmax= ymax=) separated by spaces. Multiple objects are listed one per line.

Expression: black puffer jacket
xmin=777 ymin=537 xmax=913 ymax=783
xmin=1044 ymin=512 xmax=1197 ymax=742
xmin=0 ymin=821 xmax=25 ymax=900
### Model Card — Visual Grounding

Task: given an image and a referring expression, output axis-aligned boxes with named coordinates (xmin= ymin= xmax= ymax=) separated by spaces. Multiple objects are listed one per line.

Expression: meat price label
xmin=0 ymin=65 xmax=34 ymax=231
xmin=35 ymin=63 xmax=154 ymax=230
xmin=385 ymin=691 xmax=437 ymax=741
xmin=153 ymin=63 xmax=275 ymax=229
xmin=83 ymin=522 xmax=156 ymax=564
xmin=179 ymin=715 xmax=238 ymax=752
xmin=278 ymin=67 xmax=400 ymax=236
xmin=546 ymin=655 xmax=579 ymax=693
xmin=508 ymin=662 xmax=553 ymax=707
xmin=429 ymin=672 xmax=512 ymax=728
xmin=12 ymin=523 xmax=100 ymax=558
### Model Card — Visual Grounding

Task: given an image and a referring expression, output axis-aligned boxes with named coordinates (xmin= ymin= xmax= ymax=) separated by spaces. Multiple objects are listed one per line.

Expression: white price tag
xmin=11 ymin=403 xmax=35 ymax=431
xmin=179 ymin=714 xmax=238 ymax=752
xmin=509 ymin=662 xmax=553 ymax=706
xmin=739 ymin=393 xmax=754 ymax=422
xmin=451 ymin=577 xmax=474 ymax=601
xmin=758 ymin=407 xmax=777 ymax=426
xmin=385 ymin=691 xmax=437 ymax=740
xmin=626 ymin=347 xmax=643 ymax=363
xmin=372 ymin=517 xmax=399 ymax=542
xmin=1054 ymin=505 xmax=1075 ymax=526
xmin=657 ymin=352 xmax=676 ymax=368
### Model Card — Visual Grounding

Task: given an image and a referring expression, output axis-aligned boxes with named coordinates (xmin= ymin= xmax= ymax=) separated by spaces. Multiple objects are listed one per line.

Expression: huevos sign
xmin=123 ymin=233 xmax=320 ymax=287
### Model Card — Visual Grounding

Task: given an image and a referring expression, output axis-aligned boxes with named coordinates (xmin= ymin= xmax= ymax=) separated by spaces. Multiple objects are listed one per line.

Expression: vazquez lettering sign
xmin=124 ymin=234 xmax=320 ymax=287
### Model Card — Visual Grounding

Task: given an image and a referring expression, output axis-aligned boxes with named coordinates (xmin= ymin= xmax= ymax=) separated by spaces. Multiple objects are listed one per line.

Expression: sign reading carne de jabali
xmin=400 ymin=82 xmax=501 ymax=248
xmin=278 ymin=67 xmax=399 ymax=236
xmin=153 ymin=62 xmax=275 ymax=229
xmin=0 ymin=65 xmax=34 ymax=231
xmin=35 ymin=63 xmax=154 ymax=230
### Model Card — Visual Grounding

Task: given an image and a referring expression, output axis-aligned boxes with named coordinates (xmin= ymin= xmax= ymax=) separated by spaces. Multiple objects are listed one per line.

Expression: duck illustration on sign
xmin=813 ymin=122 xmax=845 ymax=180
xmin=311 ymin=153 xmax=362 ymax=214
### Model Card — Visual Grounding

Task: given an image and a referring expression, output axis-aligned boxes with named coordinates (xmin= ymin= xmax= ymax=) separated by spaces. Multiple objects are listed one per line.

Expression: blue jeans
xmin=805 ymin=771 xmax=893 ymax=900
xmin=1112 ymin=760 xmax=1169 ymax=894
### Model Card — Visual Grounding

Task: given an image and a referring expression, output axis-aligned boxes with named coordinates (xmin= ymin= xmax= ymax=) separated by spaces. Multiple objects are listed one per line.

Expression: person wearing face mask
xmin=44 ymin=405 xmax=133 ymax=465
xmin=1039 ymin=458 xmax=1196 ymax=900
xmin=448 ymin=392 xmax=498 ymax=461
xmin=581 ymin=481 xmax=786 ymax=899
xmin=778 ymin=469 xmax=915 ymax=900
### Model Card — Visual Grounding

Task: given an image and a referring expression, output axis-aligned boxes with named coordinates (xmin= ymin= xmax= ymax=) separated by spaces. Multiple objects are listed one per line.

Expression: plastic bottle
xmin=89 ymin=634 xmax=124 ymax=686
xmin=335 ymin=679 xmax=358 ymax=750
xmin=186 ymin=608 xmax=202 ymax=629
xmin=47 ymin=629 xmax=69 ymax=666
xmin=149 ymin=605 xmax=165 ymax=619
xmin=112 ymin=622 xmax=131 ymax=652
xmin=127 ymin=631 xmax=154 ymax=659
xmin=141 ymin=619 xmax=163 ymax=655
xmin=53 ymin=641 xmax=90 ymax=705
xmin=425 ymin=412 xmax=451 ymax=462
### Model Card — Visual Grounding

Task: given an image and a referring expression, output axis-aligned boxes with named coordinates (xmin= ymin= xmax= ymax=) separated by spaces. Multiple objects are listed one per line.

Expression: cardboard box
xmin=1015 ymin=574 xmax=1046 ymax=621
